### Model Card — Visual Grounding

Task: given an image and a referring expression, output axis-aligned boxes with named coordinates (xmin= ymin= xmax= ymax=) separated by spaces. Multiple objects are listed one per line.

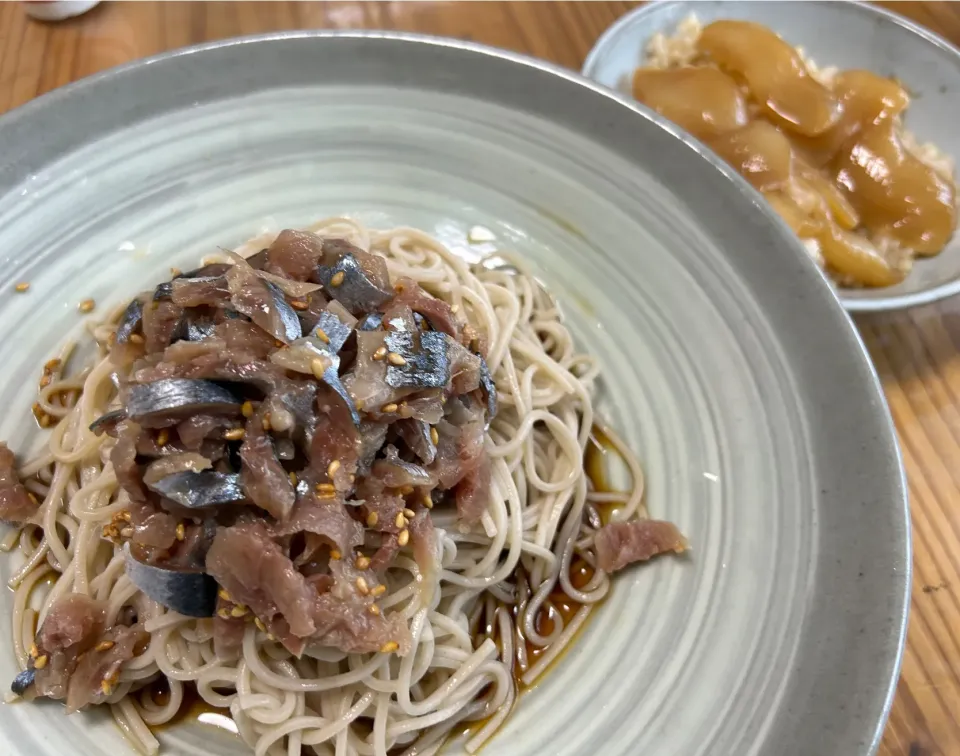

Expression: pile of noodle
xmin=2 ymin=219 xmax=645 ymax=756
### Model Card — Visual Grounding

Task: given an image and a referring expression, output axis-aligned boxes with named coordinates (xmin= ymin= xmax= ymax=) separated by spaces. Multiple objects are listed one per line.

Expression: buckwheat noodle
xmin=3 ymin=219 xmax=646 ymax=756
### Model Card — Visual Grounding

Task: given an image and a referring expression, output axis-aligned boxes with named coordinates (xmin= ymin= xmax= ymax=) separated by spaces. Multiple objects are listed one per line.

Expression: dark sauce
xmin=584 ymin=426 xmax=613 ymax=494
xmin=584 ymin=424 xmax=626 ymax=524
xmin=514 ymin=556 xmax=596 ymax=681
xmin=28 ymin=528 xmax=43 ymax=551
xmin=459 ymin=424 xmax=628 ymax=748
xmin=145 ymin=679 xmax=234 ymax=733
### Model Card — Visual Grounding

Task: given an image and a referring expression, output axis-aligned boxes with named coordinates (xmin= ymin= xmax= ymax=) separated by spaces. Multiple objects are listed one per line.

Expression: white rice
xmin=644 ymin=14 xmax=702 ymax=69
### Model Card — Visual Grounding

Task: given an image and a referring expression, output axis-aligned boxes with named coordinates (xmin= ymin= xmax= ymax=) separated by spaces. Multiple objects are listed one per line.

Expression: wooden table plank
xmin=2 ymin=2 xmax=960 ymax=754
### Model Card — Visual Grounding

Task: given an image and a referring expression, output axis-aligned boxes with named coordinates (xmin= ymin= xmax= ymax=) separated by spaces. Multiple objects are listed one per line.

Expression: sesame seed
xmin=96 ymin=640 xmax=115 ymax=652
xmin=423 ymin=493 xmax=434 ymax=509
xmin=129 ymin=333 xmax=145 ymax=344
xmin=27 ymin=492 xmax=39 ymax=506
xmin=78 ymin=299 xmax=96 ymax=314
xmin=366 ymin=512 xmax=379 ymax=527
xmin=218 ymin=588 xmax=231 ymax=601
xmin=330 ymin=549 xmax=342 ymax=561
xmin=230 ymin=605 xmax=248 ymax=618
xmin=381 ymin=403 xmax=398 ymax=413
xmin=355 ymin=555 xmax=371 ymax=570
xmin=310 ymin=358 xmax=327 ymax=380
xmin=29 ymin=644 xmax=38 ymax=659
xmin=327 ymin=460 xmax=341 ymax=478
xmin=254 ymin=617 xmax=267 ymax=632
xmin=450 ymin=304 xmax=460 ymax=314
xmin=44 ymin=359 xmax=61 ymax=371
xmin=369 ymin=604 xmax=381 ymax=616
xmin=395 ymin=512 xmax=406 ymax=529
xmin=100 ymin=680 xmax=113 ymax=695
xmin=175 ymin=523 xmax=186 ymax=541
xmin=156 ymin=429 xmax=169 ymax=447
xmin=387 ymin=352 xmax=406 ymax=366
xmin=266 ymin=633 xmax=276 ymax=641
xmin=288 ymin=471 xmax=298 ymax=486
xmin=262 ymin=413 xmax=272 ymax=431
xmin=373 ymin=346 xmax=387 ymax=361
xmin=314 ymin=327 xmax=330 ymax=344
xmin=398 ymin=529 xmax=410 ymax=547
xmin=430 ymin=427 xmax=439 ymax=445
xmin=380 ymin=641 xmax=399 ymax=654
xmin=14 ymin=282 xmax=30 ymax=293
xmin=330 ymin=271 xmax=345 ymax=288
xmin=316 ymin=483 xmax=337 ymax=495
xmin=356 ymin=577 xmax=369 ymax=595
xmin=399 ymin=485 xmax=414 ymax=496
xmin=371 ymin=584 xmax=386 ymax=598
xmin=291 ymin=299 xmax=309 ymax=311
xmin=217 ymin=608 xmax=231 ymax=619
xmin=241 ymin=401 xmax=254 ymax=418
xmin=224 ymin=427 xmax=245 ymax=441
xmin=38 ymin=375 xmax=51 ymax=389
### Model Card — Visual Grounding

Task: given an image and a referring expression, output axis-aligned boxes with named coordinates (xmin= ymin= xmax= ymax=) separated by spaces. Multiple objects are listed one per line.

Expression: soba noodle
xmin=3 ymin=219 xmax=646 ymax=756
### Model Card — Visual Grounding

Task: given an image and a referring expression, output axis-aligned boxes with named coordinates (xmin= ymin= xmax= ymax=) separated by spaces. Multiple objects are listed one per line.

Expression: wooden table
xmin=2 ymin=1 xmax=959 ymax=754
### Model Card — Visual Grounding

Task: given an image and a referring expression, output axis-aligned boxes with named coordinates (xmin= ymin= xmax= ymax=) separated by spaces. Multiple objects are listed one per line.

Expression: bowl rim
xmin=582 ymin=0 xmax=960 ymax=313
xmin=0 ymin=28 xmax=909 ymax=755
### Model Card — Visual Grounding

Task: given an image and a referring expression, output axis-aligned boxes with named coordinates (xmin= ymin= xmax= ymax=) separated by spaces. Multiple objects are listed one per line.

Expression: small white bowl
xmin=584 ymin=0 xmax=960 ymax=312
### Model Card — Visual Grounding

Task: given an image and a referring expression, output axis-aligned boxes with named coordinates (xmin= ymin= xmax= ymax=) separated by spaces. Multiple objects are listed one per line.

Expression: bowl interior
xmin=583 ymin=0 xmax=960 ymax=311
xmin=0 ymin=34 xmax=907 ymax=756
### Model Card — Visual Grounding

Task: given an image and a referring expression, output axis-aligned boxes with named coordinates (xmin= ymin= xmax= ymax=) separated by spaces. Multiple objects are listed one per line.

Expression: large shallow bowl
xmin=0 ymin=32 xmax=908 ymax=756
xmin=583 ymin=0 xmax=960 ymax=312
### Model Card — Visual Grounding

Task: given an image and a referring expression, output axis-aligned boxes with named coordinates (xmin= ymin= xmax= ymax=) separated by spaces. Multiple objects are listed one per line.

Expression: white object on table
xmin=23 ymin=0 xmax=99 ymax=22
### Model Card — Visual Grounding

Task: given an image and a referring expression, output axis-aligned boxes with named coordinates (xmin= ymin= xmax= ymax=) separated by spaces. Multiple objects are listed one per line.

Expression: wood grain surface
xmin=2 ymin=2 xmax=960 ymax=754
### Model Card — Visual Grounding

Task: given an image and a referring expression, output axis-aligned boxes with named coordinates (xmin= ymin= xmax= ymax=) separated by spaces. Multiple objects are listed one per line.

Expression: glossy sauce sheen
xmin=632 ymin=19 xmax=957 ymax=287
xmin=583 ymin=425 xmax=620 ymax=524
xmin=457 ymin=427 xmax=622 ymax=749
xmin=146 ymin=679 xmax=231 ymax=731
xmin=505 ymin=557 xmax=597 ymax=681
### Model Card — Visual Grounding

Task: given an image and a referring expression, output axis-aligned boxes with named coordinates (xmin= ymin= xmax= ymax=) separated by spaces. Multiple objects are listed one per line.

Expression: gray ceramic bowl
xmin=0 ymin=32 xmax=907 ymax=756
xmin=584 ymin=0 xmax=960 ymax=312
